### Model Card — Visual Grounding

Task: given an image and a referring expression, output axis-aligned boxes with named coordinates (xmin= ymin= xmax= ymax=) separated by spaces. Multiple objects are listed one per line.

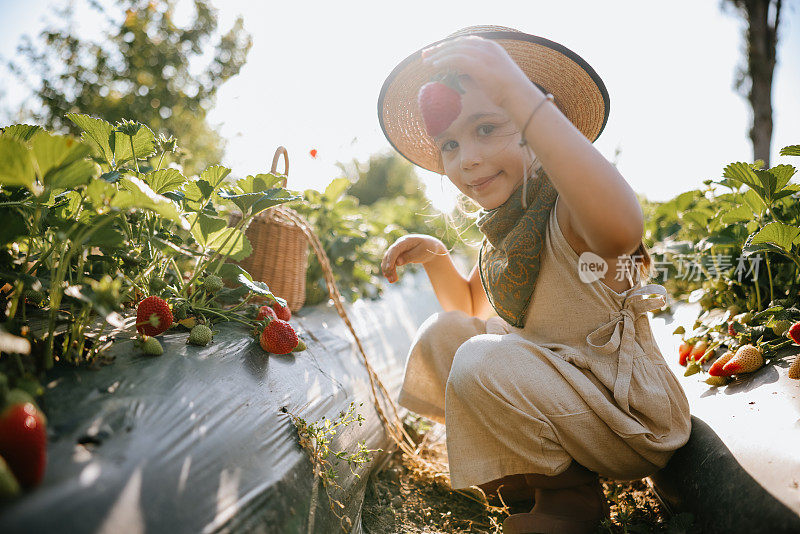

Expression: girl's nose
xmin=460 ymin=143 xmax=482 ymax=170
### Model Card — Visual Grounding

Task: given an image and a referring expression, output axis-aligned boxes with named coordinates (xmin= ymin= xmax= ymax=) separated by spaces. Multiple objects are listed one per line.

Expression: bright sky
xmin=1 ymin=0 xmax=799 ymax=213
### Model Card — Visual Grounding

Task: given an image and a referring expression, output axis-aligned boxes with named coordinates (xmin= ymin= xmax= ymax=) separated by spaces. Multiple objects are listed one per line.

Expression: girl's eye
xmin=441 ymin=140 xmax=457 ymax=152
xmin=477 ymin=124 xmax=495 ymax=135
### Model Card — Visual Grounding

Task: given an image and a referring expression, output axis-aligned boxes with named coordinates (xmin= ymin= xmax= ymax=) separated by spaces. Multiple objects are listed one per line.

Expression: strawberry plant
xmin=662 ymin=143 xmax=800 ymax=384
xmin=0 ymin=114 xmax=306 ymax=462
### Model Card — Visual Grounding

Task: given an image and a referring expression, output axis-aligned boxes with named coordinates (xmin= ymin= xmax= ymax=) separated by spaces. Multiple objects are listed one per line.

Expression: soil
xmin=361 ymin=419 xmax=700 ymax=534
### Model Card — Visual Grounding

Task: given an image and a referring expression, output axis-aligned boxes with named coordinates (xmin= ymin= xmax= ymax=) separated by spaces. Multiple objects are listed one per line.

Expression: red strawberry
xmin=270 ymin=301 xmax=291 ymax=322
xmin=678 ymin=342 xmax=693 ymax=366
xmin=259 ymin=318 xmax=299 ymax=354
xmin=418 ymin=80 xmax=462 ymax=138
xmin=136 ymin=296 xmax=173 ymax=336
xmin=708 ymin=350 xmax=735 ymax=377
xmin=0 ymin=402 xmax=46 ymax=489
xmin=728 ymin=322 xmax=736 ymax=337
xmin=722 ymin=344 xmax=764 ymax=375
xmin=690 ymin=339 xmax=708 ymax=363
xmin=788 ymin=321 xmax=800 ymax=344
xmin=256 ymin=305 xmax=277 ymax=322
xmin=309 ymin=149 xmax=318 ymax=158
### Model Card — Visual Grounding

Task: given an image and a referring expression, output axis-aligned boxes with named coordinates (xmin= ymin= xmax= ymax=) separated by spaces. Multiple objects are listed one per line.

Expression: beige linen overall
xmin=398 ymin=197 xmax=692 ymax=489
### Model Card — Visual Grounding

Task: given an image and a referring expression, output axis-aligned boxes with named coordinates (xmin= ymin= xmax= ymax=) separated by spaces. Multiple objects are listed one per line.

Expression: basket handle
xmin=271 ymin=146 xmax=289 ymax=188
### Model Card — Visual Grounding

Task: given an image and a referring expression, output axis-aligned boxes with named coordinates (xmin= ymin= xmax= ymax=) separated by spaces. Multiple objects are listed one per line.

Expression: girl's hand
xmin=421 ymin=35 xmax=541 ymax=110
xmin=381 ymin=234 xmax=447 ymax=283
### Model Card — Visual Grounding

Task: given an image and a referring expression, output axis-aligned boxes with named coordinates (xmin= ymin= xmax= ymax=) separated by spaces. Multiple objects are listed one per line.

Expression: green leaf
xmin=235 ymin=173 xmax=285 ymax=193
xmin=66 ymin=113 xmax=115 ymax=166
xmin=748 ymin=221 xmax=800 ymax=254
xmin=141 ymin=168 xmax=187 ymax=194
xmin=186 ymin=213 xmax=251 ymax=260
xmin=673 ymin=190 xmax=697 ymax=212
xmin=720 ymin=204 xmax=754 ymax=225
xmin=779 ymin=145 xmax=800 ymax=157
xmin=766 ymin=164 xmax=796 ymax=193
xmin=115 ymin=176 xmax=189 ymax=229
xmin=85 ymin=225 xmax=126 ymax=248
xmin=109 ymin=122 xmax=157 ymax=164
xmin=741 ymin=188 xmax=766 ymax=214
xmin=325 ymin=177 xmax=351 ymax=201
xmin=236 ymin=273 xmax=280 ymax=302
xmin=0 ymin=137 xmax=36 ymax=192
xmin=200 ymin=165 xmax=231 ymax=192
xmin=1 ymin=124 xmax=42 ymax=142
xmin=0 ymin=208 xmax=28 ymax=245
xmin=218 ymin=188 xmax=301 ymax=217
xmin=680 ymin=207 xmax=713 ymax=228
xmin=31 ymin=133 xmax=98 ymax=189
xmin=723 ymin=162 xmax=764 ymax=196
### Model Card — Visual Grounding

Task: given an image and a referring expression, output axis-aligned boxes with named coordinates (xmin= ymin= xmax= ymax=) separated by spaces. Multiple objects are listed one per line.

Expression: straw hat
xmin=377 ymin=25 xmax=610 ymax=175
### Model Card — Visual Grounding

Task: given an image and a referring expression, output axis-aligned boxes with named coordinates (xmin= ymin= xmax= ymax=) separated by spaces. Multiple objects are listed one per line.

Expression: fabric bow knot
xmin=585 ymin=283 xmax=668 ymax=413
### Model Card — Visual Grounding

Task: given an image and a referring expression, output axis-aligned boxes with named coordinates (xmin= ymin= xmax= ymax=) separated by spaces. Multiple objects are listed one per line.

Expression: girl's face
xmin=434 ymin=77 xmax=531 ymax=210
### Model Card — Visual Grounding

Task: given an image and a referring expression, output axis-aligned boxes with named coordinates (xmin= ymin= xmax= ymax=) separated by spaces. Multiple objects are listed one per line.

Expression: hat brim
xmin=377 ymin=29 xmax=610 ymax=175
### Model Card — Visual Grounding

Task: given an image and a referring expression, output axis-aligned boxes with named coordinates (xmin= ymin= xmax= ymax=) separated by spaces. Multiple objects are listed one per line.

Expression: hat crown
xmin=446 ymin=25 xmax=522 ymax=39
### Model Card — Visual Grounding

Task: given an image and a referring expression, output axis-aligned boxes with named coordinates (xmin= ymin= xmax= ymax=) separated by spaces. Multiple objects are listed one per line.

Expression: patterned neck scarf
xmin=476 ymin=164 xmax=559 ymax=327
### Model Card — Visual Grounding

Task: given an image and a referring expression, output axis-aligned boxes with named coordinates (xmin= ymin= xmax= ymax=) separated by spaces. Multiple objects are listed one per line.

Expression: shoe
xmin=501 ymin=479 xmax=609 ymax=534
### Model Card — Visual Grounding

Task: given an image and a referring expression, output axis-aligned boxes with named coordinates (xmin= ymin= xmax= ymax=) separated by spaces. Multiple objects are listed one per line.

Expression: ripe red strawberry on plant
xmin=136 ymin=296 xmax=173 ymax=336
xmin=256 ymin=305 xmax=277 ymax=322
xmin=418 ymin=73 xmax=464 ymax=138
xmin=678 ymin=341 xmax=693 ymax=366
xmin=269 ymin=301 xmax=291 ymax=322
xmin=708 ymin=350 xmax=736 ymax=377
xmin=0 ymin=402 xmax=46 ymax=489
xmin=723 ymin=344 xmax=764 ymax=375
xmin=788 ymin=321 xmax=800 ymax=344
xmin=259 ymin=316 xmax=299 ymax=355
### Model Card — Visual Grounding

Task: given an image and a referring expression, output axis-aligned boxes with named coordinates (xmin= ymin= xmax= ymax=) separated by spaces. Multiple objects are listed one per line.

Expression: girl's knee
xmin=445 ymin=334 xmax=501 ymax=397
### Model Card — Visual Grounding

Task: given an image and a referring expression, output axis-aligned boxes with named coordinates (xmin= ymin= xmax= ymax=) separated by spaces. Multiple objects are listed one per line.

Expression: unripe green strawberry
xmin=0 ymin=454 xmax=21 ymax=498
xmin=149 ymin=278 xmax=167 ymax=294
xmin=141 ymin=336 xmax=163 ymax=356
xmin=709 ymin=350 xmax=736 ymax=377
xmin=772 ymin=319 xmax=793 ymax=337
xmin=187 ymin=325 xmax=213 ymax=346
xmin=722 ymin=344 xmax=764 ymax=374
xmin=292 ymin=338 xmax=307 ymax=352
xmin=202 ymin=275 xmax=223 ymax=293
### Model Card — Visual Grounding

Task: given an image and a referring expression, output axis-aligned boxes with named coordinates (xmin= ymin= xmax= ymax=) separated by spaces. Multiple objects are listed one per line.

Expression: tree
xmin=721 ymin=0 xmax=785 ymax=167
xmin=4 ymin=0 xmax=251 ymax=175
xmin=338 ymin=151 xmax=429 ymax=206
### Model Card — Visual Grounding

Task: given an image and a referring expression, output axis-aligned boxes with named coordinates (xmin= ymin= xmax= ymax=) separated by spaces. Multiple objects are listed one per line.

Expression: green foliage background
xmin=4 ymin=0 xmax=251 ymax=175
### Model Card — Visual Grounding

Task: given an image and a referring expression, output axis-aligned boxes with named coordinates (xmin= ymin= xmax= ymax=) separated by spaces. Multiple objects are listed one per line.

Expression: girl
xmin=377 ymin=26 xmax=691 ymax=534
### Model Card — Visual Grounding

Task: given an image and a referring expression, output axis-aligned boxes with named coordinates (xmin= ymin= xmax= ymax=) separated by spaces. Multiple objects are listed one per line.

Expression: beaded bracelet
xmin=518 ymin=93 xmax=555 ymax=147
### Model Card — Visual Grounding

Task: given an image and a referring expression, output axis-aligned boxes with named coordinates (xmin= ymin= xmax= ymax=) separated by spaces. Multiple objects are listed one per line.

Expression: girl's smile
xmin=469 ymin=170 xmax=502 ymax=192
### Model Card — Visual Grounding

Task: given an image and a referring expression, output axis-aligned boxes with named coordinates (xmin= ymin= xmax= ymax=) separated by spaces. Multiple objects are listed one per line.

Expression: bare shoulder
xmin=556 ymin=196 xmax=635 ymax=293
xmin=555 ymin=196 xmax=591 ymax=257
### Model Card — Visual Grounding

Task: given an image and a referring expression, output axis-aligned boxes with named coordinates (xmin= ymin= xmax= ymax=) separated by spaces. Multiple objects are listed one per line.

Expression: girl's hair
xmin=439 ymin=156 xmax=654 ymax=285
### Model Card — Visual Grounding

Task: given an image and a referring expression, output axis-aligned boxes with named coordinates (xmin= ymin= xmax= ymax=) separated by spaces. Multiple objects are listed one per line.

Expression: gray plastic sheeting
xmin=0 ymin=268 xmax=441 ymax=534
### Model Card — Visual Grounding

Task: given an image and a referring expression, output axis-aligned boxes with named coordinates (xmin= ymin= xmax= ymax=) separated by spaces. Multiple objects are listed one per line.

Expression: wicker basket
xmin=233 ymin=147 xmax=309 ymax=312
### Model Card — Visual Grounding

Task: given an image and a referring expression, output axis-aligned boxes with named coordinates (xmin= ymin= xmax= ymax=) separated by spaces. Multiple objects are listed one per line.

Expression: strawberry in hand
xmin=417 ymin=72 xmax=465 ymax=138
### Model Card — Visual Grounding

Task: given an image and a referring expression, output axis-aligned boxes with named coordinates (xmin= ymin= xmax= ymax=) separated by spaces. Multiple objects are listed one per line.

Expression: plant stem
xmin=765 ymin=252 xmax=774 ymax=304
xmin=129 ymin=135 xmax=139 ymax=173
